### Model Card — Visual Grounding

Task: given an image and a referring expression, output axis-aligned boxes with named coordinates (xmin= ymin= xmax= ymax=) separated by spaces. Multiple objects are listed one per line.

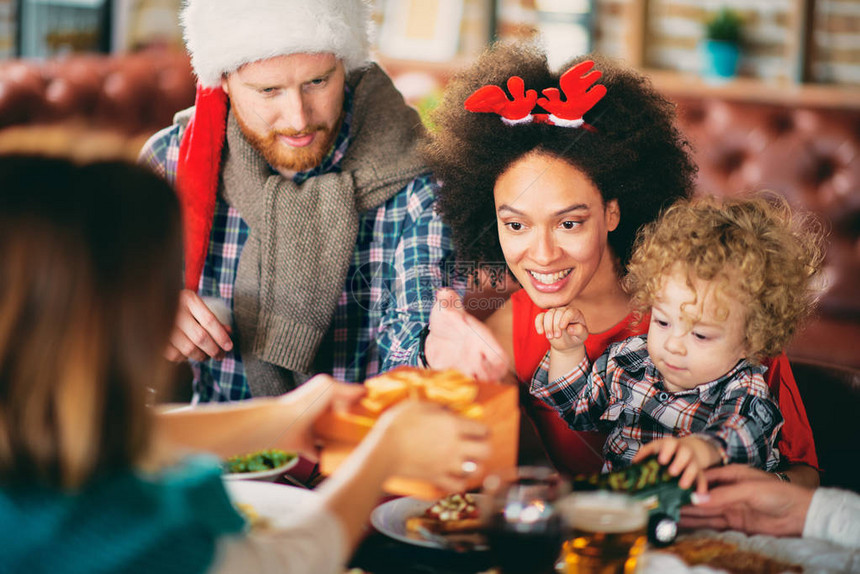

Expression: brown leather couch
xmin=671 ymin=93 xmax=860 ymax=328
xmin=0 ymin=49 xmax=195 ymax=154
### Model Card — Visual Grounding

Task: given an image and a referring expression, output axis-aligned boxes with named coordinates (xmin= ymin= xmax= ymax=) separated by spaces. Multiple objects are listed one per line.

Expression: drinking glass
xmin=557 ymin=491 xmax=648 ymax=574
xmin=482 ymin=466 xmax=568 ymax=574
xmin=201 ymin=295 xmax=232 ymax=326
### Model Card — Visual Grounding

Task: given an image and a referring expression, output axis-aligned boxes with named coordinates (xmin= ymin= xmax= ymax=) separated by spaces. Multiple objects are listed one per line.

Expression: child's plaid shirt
xmin=530 ymin=335 xmax=783 ymax=472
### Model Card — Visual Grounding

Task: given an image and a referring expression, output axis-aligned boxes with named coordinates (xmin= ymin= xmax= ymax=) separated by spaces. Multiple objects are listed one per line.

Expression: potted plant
xmin=701 ymin=8 xmax=743 ymax=80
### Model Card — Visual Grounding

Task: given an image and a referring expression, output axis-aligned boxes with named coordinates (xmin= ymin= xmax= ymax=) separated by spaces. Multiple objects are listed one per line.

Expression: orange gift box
xmin=312 ymin=367 xmax=520 ymax=500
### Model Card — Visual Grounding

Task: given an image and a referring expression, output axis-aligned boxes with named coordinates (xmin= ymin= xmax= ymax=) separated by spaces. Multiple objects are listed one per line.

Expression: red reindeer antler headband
xmin=464 ymin=60 xmax=606 ymax=131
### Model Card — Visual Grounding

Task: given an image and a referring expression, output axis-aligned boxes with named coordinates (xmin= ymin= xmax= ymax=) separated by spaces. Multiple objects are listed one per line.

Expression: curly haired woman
xmin=422 ymin=42 xmax=820 ymax=487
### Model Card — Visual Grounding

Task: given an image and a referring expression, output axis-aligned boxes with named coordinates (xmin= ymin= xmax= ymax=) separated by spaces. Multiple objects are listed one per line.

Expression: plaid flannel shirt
xmin=530 ymin=335 xmax=783 ymax=472
xmin=140 ymin=89 xmax=458 ymax=402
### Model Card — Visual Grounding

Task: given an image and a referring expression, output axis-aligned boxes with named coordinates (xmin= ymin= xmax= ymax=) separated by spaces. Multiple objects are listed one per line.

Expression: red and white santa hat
xmin=181 ymin=0 xmax=373 ymax=88
xmin=176 ymin=0 xmax=373 ymax=291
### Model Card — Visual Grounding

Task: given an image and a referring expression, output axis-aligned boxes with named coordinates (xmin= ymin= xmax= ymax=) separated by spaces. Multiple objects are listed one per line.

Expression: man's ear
xmin=220 ymin=76 xmax=230 ymax=96
xmin=605 ymin=199 xmax=620 ymax=232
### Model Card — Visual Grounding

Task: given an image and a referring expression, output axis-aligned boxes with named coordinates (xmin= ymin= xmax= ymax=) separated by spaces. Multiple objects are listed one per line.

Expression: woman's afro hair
xmin=425 ymin=42 xmax=697 ymax=274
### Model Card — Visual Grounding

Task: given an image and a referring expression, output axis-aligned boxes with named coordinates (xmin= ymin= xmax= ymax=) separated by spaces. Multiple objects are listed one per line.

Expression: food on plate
xmin=361 ymin=367 xmax=483 ymax=418
xmin=659 ymin=537 xmax=802 ymax=573
xmin=223 ymin=449 xmax=296 ymax=474
xmin=405 ymin=493 xmax=482 ymax=534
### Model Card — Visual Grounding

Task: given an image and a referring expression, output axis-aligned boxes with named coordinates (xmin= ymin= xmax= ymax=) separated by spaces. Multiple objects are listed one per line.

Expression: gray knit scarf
xmin=220 ymin=64 xmax=428 ymax=395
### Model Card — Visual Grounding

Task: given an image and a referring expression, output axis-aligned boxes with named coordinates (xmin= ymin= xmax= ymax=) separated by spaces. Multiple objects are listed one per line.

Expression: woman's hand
xmin=634 ymin=436 xmax=720 ymax=494
xmin=276 ymin=375 xmax=365 ymax=457
xmin=155 ymin=375 xmax=365 ymax=459
xmin=535 ymin=305 xmax=589 ymax=353
xmin=316 ymin=398 xmax=492 ymax=551
xmin=679 ymin=464 xmax=813 ymax=536
xmin=425 ymin=289 xmax=509 ymax=382
xmin=372 ymin=400 xmax=491 ymax=493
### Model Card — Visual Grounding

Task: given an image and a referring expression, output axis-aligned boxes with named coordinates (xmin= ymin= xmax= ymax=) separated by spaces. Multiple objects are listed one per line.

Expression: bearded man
xmin=140 ymin=0 xmax=456 ymax=401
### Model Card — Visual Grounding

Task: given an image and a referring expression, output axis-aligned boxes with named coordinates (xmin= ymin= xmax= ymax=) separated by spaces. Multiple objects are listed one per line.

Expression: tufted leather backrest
xmin=671 ymin=96 xmax=860 ymax=321
xmin=0 ymin=50 xmax=195 ymax=136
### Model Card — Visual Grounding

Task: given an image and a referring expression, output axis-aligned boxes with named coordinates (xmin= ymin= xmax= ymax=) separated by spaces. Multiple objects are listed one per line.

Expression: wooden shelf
xmin=373 ymin=0 xmax=860 ymax=111
xmin=377 ymin=54 xmax=860 ymax=112
xmin=646 ymin=69 xmax=860 ymax=110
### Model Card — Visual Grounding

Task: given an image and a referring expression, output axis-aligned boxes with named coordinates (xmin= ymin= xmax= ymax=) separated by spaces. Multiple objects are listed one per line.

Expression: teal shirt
xmin=0 ymin=456 xmax=244 ymax=574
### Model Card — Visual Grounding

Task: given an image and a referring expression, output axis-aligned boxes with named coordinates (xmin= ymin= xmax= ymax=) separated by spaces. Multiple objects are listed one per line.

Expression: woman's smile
xmin=527 ymin=268 xmax=573 ymax=292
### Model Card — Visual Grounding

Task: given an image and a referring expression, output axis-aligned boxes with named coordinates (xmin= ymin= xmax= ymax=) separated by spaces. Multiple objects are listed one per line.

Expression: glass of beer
xmin=482 ymin=466 xmax=568 ymax=574
xmin=557 ymin=491 xmax=648 ymax=574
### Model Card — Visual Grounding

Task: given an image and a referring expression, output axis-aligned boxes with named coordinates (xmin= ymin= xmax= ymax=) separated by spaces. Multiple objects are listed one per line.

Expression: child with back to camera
xmin=529 ymin=194 xmax=824 ymax=493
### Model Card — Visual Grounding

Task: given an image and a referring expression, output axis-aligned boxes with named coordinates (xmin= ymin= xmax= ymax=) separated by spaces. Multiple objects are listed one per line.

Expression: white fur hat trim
xmin=181 ymin=0 xmax=373 ymax=88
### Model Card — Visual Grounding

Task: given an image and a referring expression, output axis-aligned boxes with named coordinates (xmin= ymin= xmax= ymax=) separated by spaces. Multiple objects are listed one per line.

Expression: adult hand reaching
xmin=154 ymin=375 xmax=364 ymax=460
xmin=317 ymin=398 xmax=491 ymax=550
xmin=680 ymin=464 xmax=813 ymax=536
xmin=165 ymin=289 xmax=233 ymax=361
xmin=277 ymin=375 xmax=366 ymax=457
xmin=424 ymin=288 xmax=510 ymax=382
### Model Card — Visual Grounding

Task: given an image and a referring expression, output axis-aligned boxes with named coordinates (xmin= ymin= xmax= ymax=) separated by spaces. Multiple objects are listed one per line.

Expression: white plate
xmin=222 ymin=455 xmax=299 ymax=482
xmin=224 ymin=480 xmax=319 ymax=529
xmin=370 ymin=496 xmax=488 ymax=551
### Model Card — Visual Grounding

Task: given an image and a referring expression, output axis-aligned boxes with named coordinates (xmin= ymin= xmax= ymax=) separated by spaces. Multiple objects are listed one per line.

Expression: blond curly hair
xmin=624 ymin=193 xmax=825 ymax=363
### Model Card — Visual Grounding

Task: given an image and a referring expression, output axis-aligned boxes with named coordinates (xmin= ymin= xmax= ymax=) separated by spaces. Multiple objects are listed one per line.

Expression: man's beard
xmin=234 ymin=111 xmax=343 ymax=173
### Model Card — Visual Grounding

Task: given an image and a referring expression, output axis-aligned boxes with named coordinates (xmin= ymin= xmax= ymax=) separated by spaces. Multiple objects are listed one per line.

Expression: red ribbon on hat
xmin=176 ymin=83 xmax=229 ymax=291
xmin=464 ymin=60 xmax=606 ymax=131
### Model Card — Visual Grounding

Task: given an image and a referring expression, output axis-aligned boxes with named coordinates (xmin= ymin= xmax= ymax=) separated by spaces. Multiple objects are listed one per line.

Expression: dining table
xmin=227 ymin=461 xmax=860 ymax=574
xmin=348 ymin=522 xmax=860 ymax=574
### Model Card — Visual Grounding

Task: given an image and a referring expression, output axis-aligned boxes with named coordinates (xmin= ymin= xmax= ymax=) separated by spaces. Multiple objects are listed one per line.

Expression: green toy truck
xmin=570 ymin=456 xmax=693 ymax=546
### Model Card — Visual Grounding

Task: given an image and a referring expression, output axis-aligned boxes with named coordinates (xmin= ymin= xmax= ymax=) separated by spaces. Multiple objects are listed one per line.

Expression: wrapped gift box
xmin=313 ymin=377 xmax=519 ymax=500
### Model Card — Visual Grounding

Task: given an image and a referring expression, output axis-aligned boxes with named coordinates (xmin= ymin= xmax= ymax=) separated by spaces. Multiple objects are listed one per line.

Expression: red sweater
xmin=511 ymin=289 xmax=819 ymax=476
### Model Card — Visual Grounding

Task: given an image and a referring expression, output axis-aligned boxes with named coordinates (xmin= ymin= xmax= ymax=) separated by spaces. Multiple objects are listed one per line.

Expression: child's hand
xmin=634 ymin=436 xmax=721 ymax=495
xmin=535 ymin=306 xmax=589 ymax=353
